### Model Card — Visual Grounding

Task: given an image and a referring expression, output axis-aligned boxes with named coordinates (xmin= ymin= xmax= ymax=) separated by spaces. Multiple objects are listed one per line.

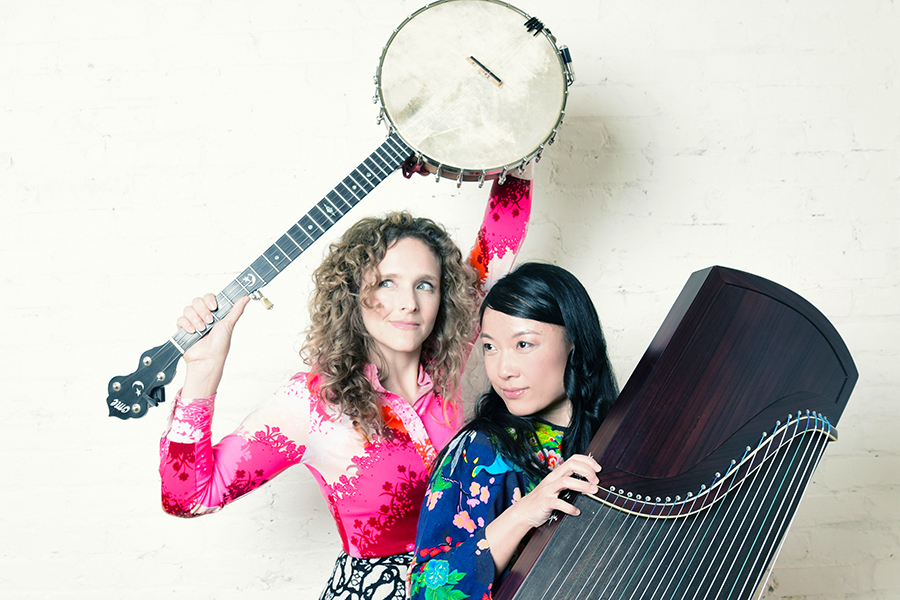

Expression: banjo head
xmin=376 ymin=0 xmax=569 ymax=179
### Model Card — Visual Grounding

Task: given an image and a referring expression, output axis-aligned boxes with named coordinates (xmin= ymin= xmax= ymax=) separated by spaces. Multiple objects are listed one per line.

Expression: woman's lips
xmin=390 ymin=320 xmax=419 ymax=330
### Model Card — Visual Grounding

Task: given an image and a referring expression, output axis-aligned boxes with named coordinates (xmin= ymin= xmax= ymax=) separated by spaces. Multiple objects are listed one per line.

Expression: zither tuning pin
xmin=250 ymin=290 xmax=274 ymax=310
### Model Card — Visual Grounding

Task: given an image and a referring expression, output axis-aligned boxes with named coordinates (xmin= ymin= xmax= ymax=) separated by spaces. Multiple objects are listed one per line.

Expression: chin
xmin=503 ymin=405 xmax=530 ymax=418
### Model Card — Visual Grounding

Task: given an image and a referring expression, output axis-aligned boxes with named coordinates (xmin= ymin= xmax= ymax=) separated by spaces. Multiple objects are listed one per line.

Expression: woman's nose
xmin=497 ymin=352 xmax=518 ymax=378
xmin=398 ymin=287 xmax=418 ymax=312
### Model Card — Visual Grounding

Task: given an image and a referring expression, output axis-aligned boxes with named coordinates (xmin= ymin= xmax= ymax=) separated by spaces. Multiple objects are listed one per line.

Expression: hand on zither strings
xmin=485 ymin=454 xmax=601 ymax=572
xmin=514 ymin=454 xmax=601 ymax=527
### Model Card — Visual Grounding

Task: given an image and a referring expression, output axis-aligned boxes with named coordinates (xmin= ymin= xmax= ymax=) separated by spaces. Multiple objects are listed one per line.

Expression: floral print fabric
xmin=320 ymin=551 xmax=413 ymax=600
xmin=161 ymin=367 xmax=455 ymax=558
xmin=409 ymin=422 xmax=565 ymax=600
xmin=158 ymin=177 xmax=533 ymax=561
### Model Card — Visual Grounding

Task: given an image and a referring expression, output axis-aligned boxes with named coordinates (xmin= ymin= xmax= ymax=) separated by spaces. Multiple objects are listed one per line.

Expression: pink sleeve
xmin=468 ymin=175 xmax=533 ymax=299
xmin=159 ymin=381 xmax=308 ymax=517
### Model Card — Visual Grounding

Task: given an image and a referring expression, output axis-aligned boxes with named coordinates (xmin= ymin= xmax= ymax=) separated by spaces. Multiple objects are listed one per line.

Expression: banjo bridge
xmin=466 ymin=56 xmax=503 ymax=88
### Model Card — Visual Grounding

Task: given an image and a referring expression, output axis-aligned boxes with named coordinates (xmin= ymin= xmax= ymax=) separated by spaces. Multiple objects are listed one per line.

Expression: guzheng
xmin=496 ymin=266 xmax=858 ymax=600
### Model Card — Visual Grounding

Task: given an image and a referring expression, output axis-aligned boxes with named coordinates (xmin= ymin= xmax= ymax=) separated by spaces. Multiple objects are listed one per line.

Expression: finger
xmin=560 ymin=476 xmax=600 ymax=497
xmin=190 ymin=296 xmax=216 ymax=331
xmin=177 ymin=315 xmax=196 ymax=334
xmin=540 ymin=473 xmax=599 ymax=499
xmin=552 ymin=499 xmax=581 ymax=517
xmin=192 ymin=296 xmax=215 ymax=323
xmin=202 ymin=292 xmax=218 ymax=312
xmin=551 ymin=463 xmax=597 ymax=486
xmin=567 ymin=453 xmax=602 ymax=472
xmin=221 ymin=296 xmax=251 ymax=328
xmin=180 ymin=303 xmax=206 ymax=333
xmin=560 ymin=456 xmax=602 ymax=484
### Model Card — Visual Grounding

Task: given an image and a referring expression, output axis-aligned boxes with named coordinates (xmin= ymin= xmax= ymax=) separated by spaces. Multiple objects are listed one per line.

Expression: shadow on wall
xmin=526 ymin=113 xmax=639 ymax=266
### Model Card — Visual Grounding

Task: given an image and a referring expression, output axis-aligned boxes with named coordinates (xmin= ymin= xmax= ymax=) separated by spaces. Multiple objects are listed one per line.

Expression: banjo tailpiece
xmin=496 ymin=266 xmax=858 ymax=600
xmin=524 ymin=17 xmax=546 ymax=36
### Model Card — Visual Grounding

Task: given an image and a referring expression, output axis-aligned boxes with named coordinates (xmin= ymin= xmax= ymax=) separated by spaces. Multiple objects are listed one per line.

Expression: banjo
xmin=106 ymin=0 xmax=574 ymax=419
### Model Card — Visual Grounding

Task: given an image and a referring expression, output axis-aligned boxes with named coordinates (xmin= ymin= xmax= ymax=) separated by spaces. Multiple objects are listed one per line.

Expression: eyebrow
xmin=378 ymin=271 xmax=439 ymax=281
xmin=480 ymin=329 xmax=540 ymax=340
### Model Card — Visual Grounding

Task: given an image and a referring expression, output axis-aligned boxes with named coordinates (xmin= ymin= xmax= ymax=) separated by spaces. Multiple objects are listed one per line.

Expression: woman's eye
xmin=417 ymin=281 xmax=436 ymax=291
xmin=517 ymin=341 xmax=532 ymax=349
xmin=482 ymin=343 xmax=495 ymax=352
xmin=379 ymin=279 xmax=394 ymax=288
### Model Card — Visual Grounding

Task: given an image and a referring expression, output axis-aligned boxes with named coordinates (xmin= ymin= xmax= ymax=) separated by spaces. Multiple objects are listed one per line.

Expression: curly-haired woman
xmin=158 ymin=176 xmax=532 ymax=599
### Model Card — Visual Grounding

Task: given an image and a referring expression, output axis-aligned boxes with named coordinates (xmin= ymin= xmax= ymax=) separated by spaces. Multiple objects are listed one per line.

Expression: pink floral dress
xmin=158 ymin=177 xmax=532 ymax=597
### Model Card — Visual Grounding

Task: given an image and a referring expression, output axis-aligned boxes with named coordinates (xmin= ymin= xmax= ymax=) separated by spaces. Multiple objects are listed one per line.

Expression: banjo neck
xmin=106 ymin=133 xmax=411 ymax=419
xmin=177 ymin=132 xmax=413 ymax=347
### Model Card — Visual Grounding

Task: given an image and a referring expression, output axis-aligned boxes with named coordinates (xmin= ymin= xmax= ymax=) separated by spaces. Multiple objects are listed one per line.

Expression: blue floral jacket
xmin=409 ymin=422 xmax=565 ymax=600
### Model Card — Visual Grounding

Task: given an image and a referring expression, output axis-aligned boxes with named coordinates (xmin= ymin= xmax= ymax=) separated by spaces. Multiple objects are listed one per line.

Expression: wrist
xmin=181 ymin=362 xmax=224 ymax=400
xmin=484 ymin=503 xmax=534 ymax=573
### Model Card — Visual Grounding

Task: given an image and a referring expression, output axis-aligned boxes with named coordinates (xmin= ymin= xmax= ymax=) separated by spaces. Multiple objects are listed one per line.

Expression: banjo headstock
xmin=106 ymin=342 xmax=180 ymax=419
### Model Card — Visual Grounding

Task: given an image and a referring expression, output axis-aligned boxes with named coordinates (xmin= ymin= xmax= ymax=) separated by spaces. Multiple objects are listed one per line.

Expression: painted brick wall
xmin=1 ymin=1 xmax=897 ymax=598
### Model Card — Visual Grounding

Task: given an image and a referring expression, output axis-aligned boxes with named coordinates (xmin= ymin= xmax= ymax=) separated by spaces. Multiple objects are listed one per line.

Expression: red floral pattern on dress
xmin=252 ymin=425 xmax=305 ymax=463
xmin=470 ymin=177 xmax=532 ymax=297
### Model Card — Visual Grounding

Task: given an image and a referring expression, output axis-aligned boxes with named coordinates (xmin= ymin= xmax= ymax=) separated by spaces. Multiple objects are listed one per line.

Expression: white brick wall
xmin=1 ymin=1 xmax=896 ymax=598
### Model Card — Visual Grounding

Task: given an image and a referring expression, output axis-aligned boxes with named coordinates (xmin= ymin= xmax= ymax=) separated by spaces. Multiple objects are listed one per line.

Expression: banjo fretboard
xmin=105 ymin=133 xmax=412 ymax=419
xmin=169 ymin=133 xmax=413 ymax=355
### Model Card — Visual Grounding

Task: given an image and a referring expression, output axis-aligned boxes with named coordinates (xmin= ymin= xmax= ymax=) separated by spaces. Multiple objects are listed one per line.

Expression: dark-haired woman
xmin=408 ymin=262 xmax=619 ymax=600
xmin=158 ymin=176 xmax=532 ymax=600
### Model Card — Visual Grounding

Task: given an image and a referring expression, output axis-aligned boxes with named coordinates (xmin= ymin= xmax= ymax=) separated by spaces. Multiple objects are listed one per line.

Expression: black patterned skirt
xmin=319 ymin=551 xmax=413 ymax=600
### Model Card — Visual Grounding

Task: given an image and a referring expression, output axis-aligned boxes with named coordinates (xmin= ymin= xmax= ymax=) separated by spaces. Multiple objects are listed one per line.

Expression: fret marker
xmin=325 ymin=205 xmax=334 ymax=214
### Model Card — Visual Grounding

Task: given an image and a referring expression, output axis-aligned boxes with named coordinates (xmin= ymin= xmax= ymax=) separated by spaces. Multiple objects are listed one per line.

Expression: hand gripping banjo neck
xmin=105 ymin=135 xmax=413 ymax=419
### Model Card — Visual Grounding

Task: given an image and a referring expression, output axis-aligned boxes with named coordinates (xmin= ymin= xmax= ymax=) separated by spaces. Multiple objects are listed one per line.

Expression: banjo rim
xmin=374 ymin=0 xmax=571 ymax=182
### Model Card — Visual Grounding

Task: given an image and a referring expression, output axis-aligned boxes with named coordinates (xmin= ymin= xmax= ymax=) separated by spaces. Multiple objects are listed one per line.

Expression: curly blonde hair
xmin=302 ymin=211 xmax=477 ymax=439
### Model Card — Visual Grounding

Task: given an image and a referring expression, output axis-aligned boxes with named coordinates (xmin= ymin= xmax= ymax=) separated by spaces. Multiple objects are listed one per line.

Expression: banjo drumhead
xmin=378 ymin=0 xmax=568 ymax=174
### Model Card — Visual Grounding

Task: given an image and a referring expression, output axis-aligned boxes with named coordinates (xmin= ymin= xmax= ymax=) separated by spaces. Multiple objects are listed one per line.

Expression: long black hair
xmin=459 ymin=262 xmax=618 ymax=481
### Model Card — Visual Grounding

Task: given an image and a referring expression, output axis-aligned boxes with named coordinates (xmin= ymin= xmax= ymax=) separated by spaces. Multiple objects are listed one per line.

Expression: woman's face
xmin=361 ymin=237 xmax=442 ymax=365
xmin=480 ymin=307 xmax=574 ymax=427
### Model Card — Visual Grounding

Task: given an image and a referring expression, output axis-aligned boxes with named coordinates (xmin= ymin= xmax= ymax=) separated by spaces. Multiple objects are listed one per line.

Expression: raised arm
xmin=469 ymin=174 xmax=533 ymax=300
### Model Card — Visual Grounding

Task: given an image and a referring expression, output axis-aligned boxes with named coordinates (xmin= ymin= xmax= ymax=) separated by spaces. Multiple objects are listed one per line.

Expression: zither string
xmin=533 ymin=413 xmax=831 ymax=600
